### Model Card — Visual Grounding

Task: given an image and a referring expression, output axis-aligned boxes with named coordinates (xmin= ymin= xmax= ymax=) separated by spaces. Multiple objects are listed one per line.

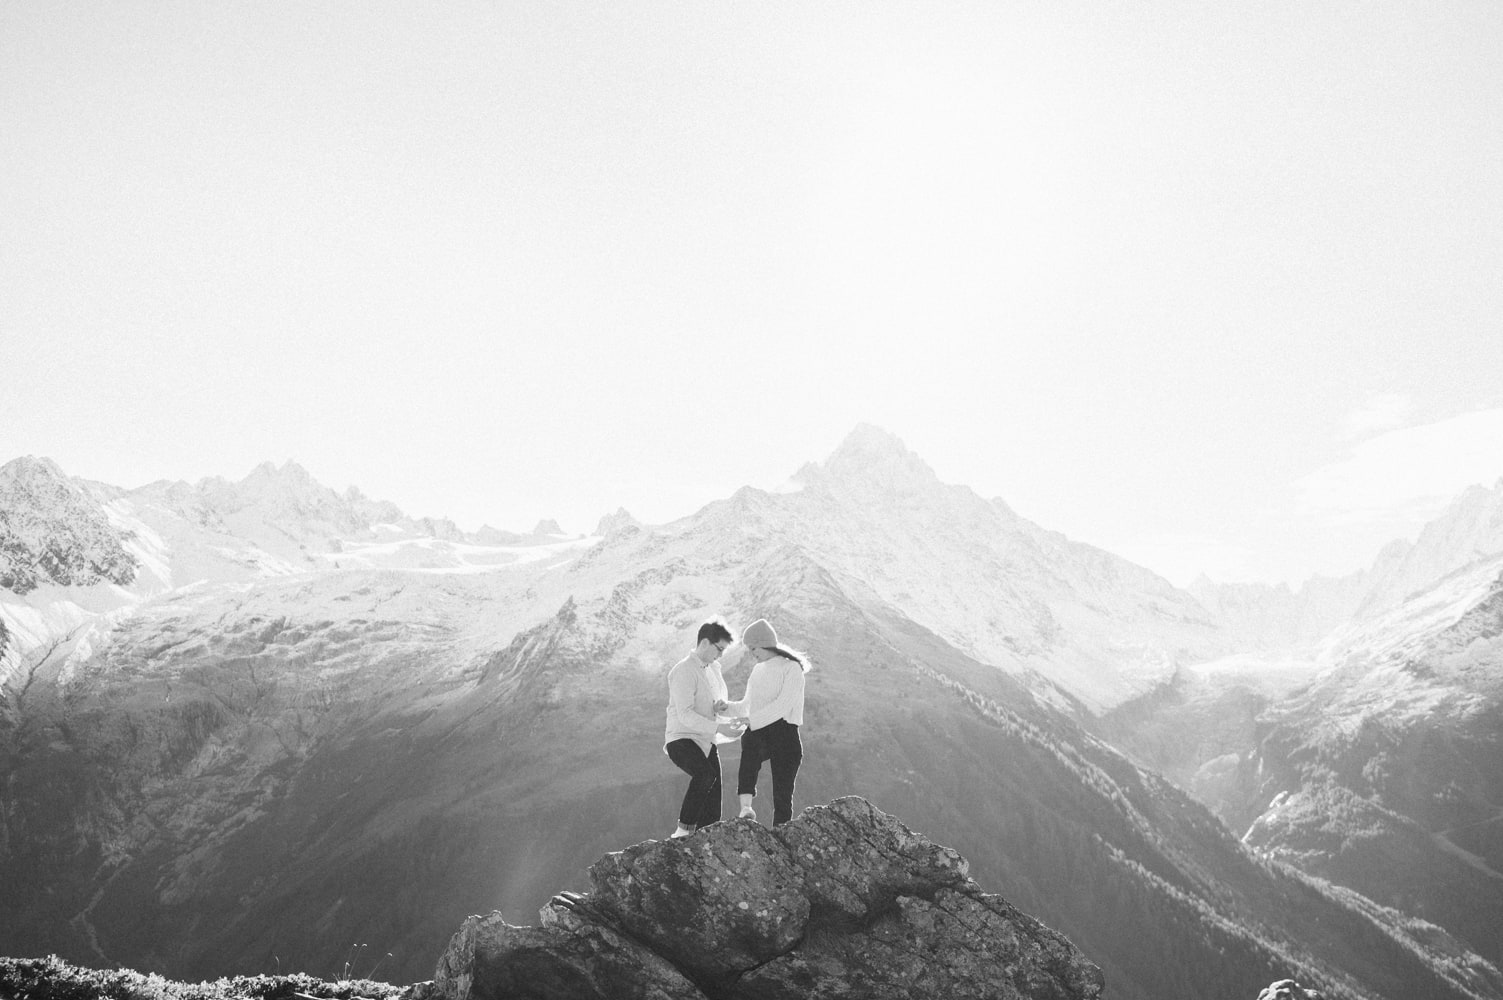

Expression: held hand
xmin=712 ymin=699 xmax=729 ymax=714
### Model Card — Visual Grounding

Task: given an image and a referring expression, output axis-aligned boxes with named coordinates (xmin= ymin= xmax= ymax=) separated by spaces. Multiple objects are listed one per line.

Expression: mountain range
xmin=4 ymin=425 xmax=1503 ymax=1000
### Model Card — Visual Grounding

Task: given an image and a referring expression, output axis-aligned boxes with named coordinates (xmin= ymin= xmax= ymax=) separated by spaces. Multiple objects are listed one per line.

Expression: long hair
xmin=765 ymin=644 xmax=811 ymax=673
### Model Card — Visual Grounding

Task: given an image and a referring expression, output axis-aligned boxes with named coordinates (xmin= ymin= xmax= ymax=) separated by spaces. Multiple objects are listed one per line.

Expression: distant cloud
xmin=1298 ymin=408 xmax=1503 ymax=520
xmin=1340 ymin=392 xmax=1415 ymax=440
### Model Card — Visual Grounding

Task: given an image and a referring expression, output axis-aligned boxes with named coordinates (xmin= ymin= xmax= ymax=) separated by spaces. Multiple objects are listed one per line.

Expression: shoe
xmin=738 ymin=806 xmax=756 ymax=821
xmin=670 ymin=827 xmax=693 ymax=839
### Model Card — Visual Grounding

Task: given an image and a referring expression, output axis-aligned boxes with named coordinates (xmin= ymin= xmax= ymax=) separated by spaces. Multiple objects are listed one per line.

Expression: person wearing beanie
xmin=663 ymin=619 xmax=746 ymax=839
xmin=723 ymin=617 xmax=810 ymax=827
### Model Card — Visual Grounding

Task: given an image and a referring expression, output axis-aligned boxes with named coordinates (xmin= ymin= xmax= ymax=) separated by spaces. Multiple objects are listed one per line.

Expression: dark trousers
xmin=737 ymin=719 xmax=802 ymax=826
xmin=666 ymin=739 xmax=722 ymax=828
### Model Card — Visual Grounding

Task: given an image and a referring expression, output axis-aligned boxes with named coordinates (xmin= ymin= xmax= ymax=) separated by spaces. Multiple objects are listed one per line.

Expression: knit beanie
xmin=742 ymin=618 xmax=778 ymax=649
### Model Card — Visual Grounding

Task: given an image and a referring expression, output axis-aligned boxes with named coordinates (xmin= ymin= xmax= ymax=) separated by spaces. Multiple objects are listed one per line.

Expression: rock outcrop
xmin=1256 ymin=980 xmax=1324 ymax=1000
xmin=428 ymin=796 xmax=1104 ymax=1000
xmin=0 ymin=455 xmax=138 ymax=595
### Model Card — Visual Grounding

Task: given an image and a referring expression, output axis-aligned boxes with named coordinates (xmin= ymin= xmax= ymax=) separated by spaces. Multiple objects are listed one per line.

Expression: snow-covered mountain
xmin=677 ymin=424 xmax=1227 ymax=710
xmin=1229 ymin=554 xmax=1503 ymax=964
xmin=1192 ymin=478 xmax=1503 ymax=650
xmin=6 ymin=427 xmax=1503 ymax=998
xmin=0 ymin=457 xmax=150 ymax=679
xmin=126 ymin=457 xmax=581 ymax=582
xmin=1103 ymin=546 xmax=1503 ymax=974
xmin=4 ymin=436 xmax=1498 ymax=999
xmin=9 ymin=430 xmax=1503 ymax=712
xmin=1354 ymin=480 xmax=1503 ymax=617
xmin=0 ymin=456 xmax=584 ymax=685
xmin=0 ymin=457 xmax=140 ymax=596
xmin=1 ymin=428 xmax=1224 ymax=713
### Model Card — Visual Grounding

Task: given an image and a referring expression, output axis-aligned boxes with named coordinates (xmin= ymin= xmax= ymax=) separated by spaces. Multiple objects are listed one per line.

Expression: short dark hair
xmin=697 ymin=620 xmax=733 ymax=645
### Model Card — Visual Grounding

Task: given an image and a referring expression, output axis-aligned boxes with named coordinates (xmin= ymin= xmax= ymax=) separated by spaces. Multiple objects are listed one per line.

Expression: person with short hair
xmin=724 ymin=618 xmax=809 ymax=827
xmin=663 ymin=619 xmax=744 ymax=839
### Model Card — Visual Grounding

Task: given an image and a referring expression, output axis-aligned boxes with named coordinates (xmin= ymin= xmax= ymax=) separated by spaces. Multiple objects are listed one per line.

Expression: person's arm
xmin=721 ymin=668 xmax=754 ymax=719
xmin=710 ymin=665 xmax=733 ymax=716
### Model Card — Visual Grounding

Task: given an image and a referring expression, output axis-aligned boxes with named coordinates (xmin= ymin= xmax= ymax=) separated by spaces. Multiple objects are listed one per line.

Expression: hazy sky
xmin=4 ymin=3 xmax=1501 ymax=587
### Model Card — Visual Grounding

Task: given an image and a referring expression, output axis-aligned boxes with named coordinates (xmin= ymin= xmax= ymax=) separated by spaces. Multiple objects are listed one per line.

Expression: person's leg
xmin=667 ymin=739 xmax=717 ymax=836
xmin=696 ymin=745 xmax=723 ymax=829
xmin=767 ymin=722 xmax=804 ymax=827
xmin=736 ymin=727 xmax=766 ymax=820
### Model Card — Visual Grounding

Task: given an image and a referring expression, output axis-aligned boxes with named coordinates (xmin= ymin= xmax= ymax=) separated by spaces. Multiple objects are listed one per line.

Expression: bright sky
xmin=4 ymin=3 xmax=1501 ymax=588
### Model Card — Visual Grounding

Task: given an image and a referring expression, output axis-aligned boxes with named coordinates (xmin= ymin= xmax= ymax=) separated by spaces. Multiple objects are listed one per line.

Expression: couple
xmin=663 ymin=617 xmax=809 ymax=839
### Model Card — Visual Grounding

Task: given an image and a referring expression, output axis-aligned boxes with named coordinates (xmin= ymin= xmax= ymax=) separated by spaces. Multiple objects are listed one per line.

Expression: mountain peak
xmin=0 ymin=455 xmax=70 ymax=489
xmin=1354 ymin=476 xmax=1503 ymax=617
xmin=832 ymin=422 xmax=913 ymax=459
xmin=234 ymin=460 xmax=339 ymax=506
xmin=594 ymin=507 xmax=639 ymax=536
xmin=0 ymin=456 xmax=138 ymax=597
xmin=242 ymin=459 xmax=318 ymax=486
xmin=809 ymin=423 xmax=940 ymax=489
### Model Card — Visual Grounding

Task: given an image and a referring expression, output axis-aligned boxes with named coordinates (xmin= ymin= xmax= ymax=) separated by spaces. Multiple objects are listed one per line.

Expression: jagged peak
xmin=800 ymin=423 xmax=940 ymax=490
xmin=594 ymin=507 xmax=639 ymax=536
xmin=0 ymin=454 xmax=70 ymax=487
xmin=231 ymin=460 xmax=346 ymax=511
xmin=844 ymin=421 xmax=905 ymax=444
xmin=241 ymin=459 xmax=320 ymax=486
xmin=0 ymin=456 xmax=138 ymax=595
xmin=136 ymin=476 xmax=196 ymax=494
xmin=830 ymin=422 xmax=918 ymax=462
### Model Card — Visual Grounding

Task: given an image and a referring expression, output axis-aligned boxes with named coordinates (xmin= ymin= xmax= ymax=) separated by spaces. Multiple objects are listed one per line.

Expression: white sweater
xmin=727 ymin=655 xmax=806 ymax=731
xmin=663 ymin=651 xmax=729 ymax=754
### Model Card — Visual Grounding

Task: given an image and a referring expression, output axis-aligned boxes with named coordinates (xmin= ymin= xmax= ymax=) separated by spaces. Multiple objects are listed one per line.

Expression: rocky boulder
xmin=1255 ymin=981 xmax=1324 ymax=1000
xmin=428 ymin=796 xmax=1104 ymax=1000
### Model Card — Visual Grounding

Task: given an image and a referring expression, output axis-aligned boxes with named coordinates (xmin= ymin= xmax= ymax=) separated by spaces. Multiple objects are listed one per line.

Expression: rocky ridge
xmin=0 ymin=456 xmax=587 ymax=686
xmin=0 ymin=457 xmax=138 ymax=597
xmin=428 ymin=796 xmax=1103 ymax=1000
